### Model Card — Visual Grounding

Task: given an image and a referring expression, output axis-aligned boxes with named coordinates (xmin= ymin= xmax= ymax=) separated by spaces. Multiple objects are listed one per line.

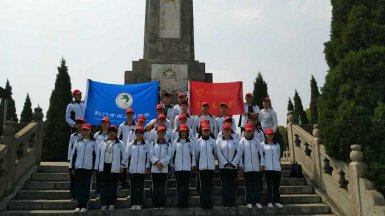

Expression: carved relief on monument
xmin=151 ymin=64 xmax=188 ymax=95
xmin=159 ymin=0 xmax=181 ymax=38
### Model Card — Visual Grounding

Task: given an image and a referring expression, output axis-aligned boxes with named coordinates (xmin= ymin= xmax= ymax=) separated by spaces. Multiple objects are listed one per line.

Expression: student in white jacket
xmin=214 ymin=103 xmax=237 ymax=137
xmin=93 ymin=116 xmax=110 ymax=199
xmin=148 ymin=113 xmax=173 ymax=143
xmin=216 ymin=123 xmax=242 ymax=207
xmin=95 ymin=125 xmax=126 ymax=212
xmin=171 ymin=124 xmax=196 ymax=208
xmin=67 ymin=117 xmax=85 ymax=201
xmin=195 ymin=124 xmax=227 ymax=209
xmin=217 ymin=116 xmax=240 ymax=141
xmin=171 ymin=114 xmax=196 ymax=143
xmin=240 ymin=113 xmax=265 ymax=143
xmin=262 ymin=128 xmax=283 ymax=209
xmin=239 ymin=123 xmax=265 ymax=209
xmin=126 ymin=126 xmax=150 ymax=210
xmin=70 ymin=123 xmax=96 ymax=213
xmin=149 ymin=126 xmax=173 ymax=209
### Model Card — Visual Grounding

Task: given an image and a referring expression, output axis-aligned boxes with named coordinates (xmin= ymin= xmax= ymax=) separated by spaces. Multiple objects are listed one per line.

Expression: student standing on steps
xmin=149 ymin=126 xmax=173 ymax=209
xmin=65 ymin=89 xmax=86 ymax=133
xmin=262 ymin=128 xmax=283 ymax=209
xmin=67 ymin=117 xmax=85 ymax=201
xmin=194 ymin=102 xmax=215 ymax=136
xmin=238 ymin=123 xmax=265 ymax=209
xmin=238 ymin=92 xmax=260 ymax=133
xmin=126 ymin=126 xmax=150 ymax=210
xmin=95 ymin=125 xmax=126 ymax=212
xmin=216 ymin=123 xmax=242 ymax=207
xmin=171 ymin=124 xmax=196 ymax=208
xmin=70 ymin=123 xmax=97 ymax=213
xmin=195 ymin=124 xmax=227 ymax=209
xmin=93 ymin=116 xmax=110 ymax=200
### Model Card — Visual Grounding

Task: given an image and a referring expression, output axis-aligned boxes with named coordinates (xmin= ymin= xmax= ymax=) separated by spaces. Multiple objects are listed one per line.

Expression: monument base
xmin=125 ymin=59 xmax=212 ymax=98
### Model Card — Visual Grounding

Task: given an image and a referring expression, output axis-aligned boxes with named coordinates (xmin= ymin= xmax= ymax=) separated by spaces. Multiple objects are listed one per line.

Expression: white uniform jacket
xmin=193 ymin=114 xmax=216 ymax=135
xmin=216 ymin=136 xmax=241 ymax=169
xmin=126 ymin=140 xmax=150 ymax=174
xmin=118 ymin=121 xmax=136 ymax=146
xmin=214 ymin=116 xmax=237 ymax=137
xmin=68 ymin=132 xmax=82 ymax=161
xmin=95 ymin=139 xmax=127 ymax=173
xmin=70 ymin=139 xmax=97 ymax=170
xmin=149 ymin=140 xmax=173 ymax=173
xmin=171 ymin=138 xmax=196 ymax=171
xmin=195 ymin=136 xmax=227 ymax=171
xmin=259 ymin=108 xmax=278 ymax=132
xmin=240 ymin=103 xmax=260 ymax=127
xmin=261 ymin=142 xmax=281 ymax=171
xmin=65 ymin=101 xmax=86 ymax=128
xmin=239 ymin=137 xmax=265 ymax=172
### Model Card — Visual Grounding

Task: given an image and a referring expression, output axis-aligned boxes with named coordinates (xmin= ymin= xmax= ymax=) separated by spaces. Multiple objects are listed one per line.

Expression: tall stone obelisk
xmin=125 ymin=0 xmax=211 ymax=96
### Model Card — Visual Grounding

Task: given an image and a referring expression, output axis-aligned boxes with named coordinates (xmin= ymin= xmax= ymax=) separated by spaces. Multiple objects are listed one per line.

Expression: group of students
xmin=66 ymin=90 xmax=281 ymax=213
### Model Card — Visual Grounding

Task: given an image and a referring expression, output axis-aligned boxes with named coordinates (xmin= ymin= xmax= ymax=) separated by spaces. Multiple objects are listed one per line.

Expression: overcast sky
xmin=0 ymin=0 xmax=331 ymax=126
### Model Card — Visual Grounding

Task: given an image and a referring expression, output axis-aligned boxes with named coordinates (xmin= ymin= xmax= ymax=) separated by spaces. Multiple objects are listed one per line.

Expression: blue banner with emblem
xmin=84 ymin=79 xmax=159 ymax=126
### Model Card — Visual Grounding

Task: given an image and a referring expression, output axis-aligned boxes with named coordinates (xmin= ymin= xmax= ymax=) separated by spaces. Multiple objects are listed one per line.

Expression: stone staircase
xmin=1 ymin=162 xmax=334 ymax=215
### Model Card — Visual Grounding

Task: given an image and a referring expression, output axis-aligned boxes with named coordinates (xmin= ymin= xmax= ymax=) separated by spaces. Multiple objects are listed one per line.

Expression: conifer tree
xmin=287 ymin=98 xmax=294 ymax=111
xmin=20 ymin=93 xmax=33 ymax=123
xmin=42 ymin=58 xmax=73 ymax=161
xmin=251 ymin=72 xmax=268 ymax=109
xmin=0 ymin=80 xmax=18 ymax=122
xmin=309 ymin=76 xmax=320 ymax=124
xmin=293 ymin=90 xmax=308 ymax=125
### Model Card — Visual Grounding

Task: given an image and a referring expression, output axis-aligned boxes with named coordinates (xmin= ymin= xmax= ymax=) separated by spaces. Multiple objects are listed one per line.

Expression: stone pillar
xmin=32 ymin=106 xmax=44 ymax=165
xmin=287 ymin=110 xmax=296 ymax=163
xmin=311 ymin=124 xmax=323 ymax=190
xmin=349 ymin=144 xmax=367 ymax=216
xmin=1 ymin=121 xmax=18 ymax=196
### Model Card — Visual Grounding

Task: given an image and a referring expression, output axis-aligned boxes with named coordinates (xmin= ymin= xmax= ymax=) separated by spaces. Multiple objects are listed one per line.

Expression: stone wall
xmin=287 ymin=111 xmax=385 ymax=216
xmin=0 ymin=107 xmax=44 ymax=202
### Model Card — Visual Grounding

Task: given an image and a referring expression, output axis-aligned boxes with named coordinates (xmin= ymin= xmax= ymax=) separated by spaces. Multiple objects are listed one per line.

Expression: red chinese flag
xmin=189 ymin=80 xmax=244 ymax=116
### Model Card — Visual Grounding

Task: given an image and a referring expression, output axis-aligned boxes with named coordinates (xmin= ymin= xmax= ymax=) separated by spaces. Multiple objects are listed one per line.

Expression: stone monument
xmin=124 ymin=0 xmax=212 ymax=97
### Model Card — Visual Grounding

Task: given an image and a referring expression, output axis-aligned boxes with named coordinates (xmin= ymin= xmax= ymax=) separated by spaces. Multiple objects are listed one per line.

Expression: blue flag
xmin=84 ymin=80 xmax=159 ymax=126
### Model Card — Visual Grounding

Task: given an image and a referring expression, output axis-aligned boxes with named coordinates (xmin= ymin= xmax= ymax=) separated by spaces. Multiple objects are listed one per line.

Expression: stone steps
xmin=16 ymin=189 xmax=318 ymax=201
xmin=23 ymin=177 xmax=306 ymax=190
xmin=0 ymin=162 xmax=334 ymax=215
xmin=2 ymin=204 xmax=333 ymax=216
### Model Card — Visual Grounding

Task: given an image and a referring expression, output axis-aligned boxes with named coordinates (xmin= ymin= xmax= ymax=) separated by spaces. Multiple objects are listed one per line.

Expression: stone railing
xmin=0 ymin=107 xmax=44 ymax=203
xmin=287 ymin=111 xmax=385 ymax=216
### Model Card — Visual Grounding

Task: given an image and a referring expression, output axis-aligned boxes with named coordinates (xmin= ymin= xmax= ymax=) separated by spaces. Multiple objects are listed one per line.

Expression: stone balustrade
xmin=0 ymin=107 xmax=44 ymax=202
xmin=287 ymin=111 xmax=385 ymax=216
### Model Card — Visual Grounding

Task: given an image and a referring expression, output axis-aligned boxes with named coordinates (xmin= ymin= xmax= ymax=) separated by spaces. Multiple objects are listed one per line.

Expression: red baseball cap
xmin=82 ymin=123 xmax=92 ymax=130
xmin=179 ymin=124 xmax=189 ymax=131
xmin=101 ymin=116 xmax=110 ymax=123
xmin=201 ymin=102 xmax=209 ymax=107
xmin=220 ymin=102 xmax=228 ymax=108
xmin=200 ymin=119 xmax=209 ymax=125
xmin=178 ymin=92 xmax=186 ymax=97
xmin=246 ymin=92 xmax=252 ymax=97
xmin=222 ymin=123 xmax=232 ymax=130
xmin=178 ymin=113 xmax=187 ymax=120
xmin=126 ymin=108 xmax=134 ymax=114
xmin=72 ymin=89 xmax=81 ymax=96
xmin=135 ymin=125 xmax=144 ymax=133
xmin=158 ymin=113 xmax=166 ymax=120
xmin=264 ymin=128 xmax=274 ymax=135
xmin=137 ymin=115 xmax=146 ymax=122
xmin=156 ymin=104 xmax=164 ymax=110
xmin=157 ymin=126 xmax=167 ymax=132
xmin=75 ymin=117 xmax=86 ymax=123
xmin=201 ymin=124 xmax=210 ymax=131
xmin=244 ymin=123 xmax=254 ymax=131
